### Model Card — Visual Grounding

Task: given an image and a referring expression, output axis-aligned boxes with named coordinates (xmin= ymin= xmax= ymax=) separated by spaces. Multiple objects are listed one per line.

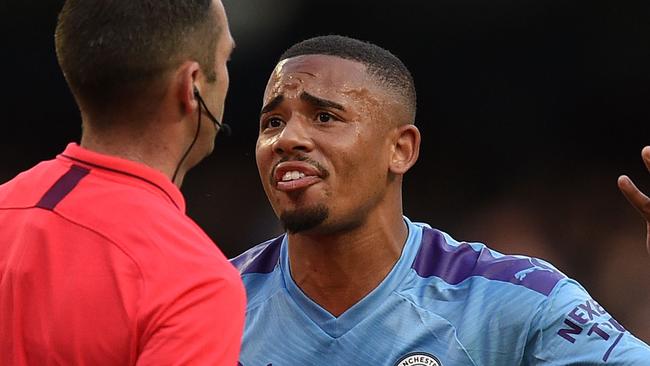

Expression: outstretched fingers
xmin=619 ymin=146 xmax=650 ymax=255
xmin=618 ymin=175 xmax=650 ymax=221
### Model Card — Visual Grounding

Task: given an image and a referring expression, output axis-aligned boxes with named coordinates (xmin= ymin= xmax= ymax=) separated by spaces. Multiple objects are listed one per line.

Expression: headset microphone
xmin=171 ymin=86 xmax=231 ymax=184
xmin=193 ymin=87 xmax=232 ymax=136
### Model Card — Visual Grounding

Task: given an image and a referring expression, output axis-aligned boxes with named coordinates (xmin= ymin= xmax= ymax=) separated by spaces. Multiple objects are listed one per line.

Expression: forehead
xmin=264 ymin=55 xmax=377 ymax=100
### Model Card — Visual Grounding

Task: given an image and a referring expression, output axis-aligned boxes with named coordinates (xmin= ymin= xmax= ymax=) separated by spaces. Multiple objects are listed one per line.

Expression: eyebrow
xmin=259 ymin=92 xmax=346 ymax=116
xmin=260 ymin=95 xmax=284 ymax=115
xmin=300 ymin=92 xmax=345 ymax=111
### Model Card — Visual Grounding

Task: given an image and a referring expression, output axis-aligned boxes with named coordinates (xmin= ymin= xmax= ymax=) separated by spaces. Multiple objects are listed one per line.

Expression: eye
xmin=317 ymin=112 xmax=334 ymax=123
xmin=269 ymin=117 xmax=283 ymax=128
xmin=262 ymin=116 xmax=284 ymax=130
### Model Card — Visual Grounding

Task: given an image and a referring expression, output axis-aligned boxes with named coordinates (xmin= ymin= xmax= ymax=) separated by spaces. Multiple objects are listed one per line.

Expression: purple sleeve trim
xmin=230 ymin=236 xmax=284 ymax=275
xmin=412 ymin=227 xmax=565 ymax=296
xmin=36 ymin=165 xmax=90 ymax=211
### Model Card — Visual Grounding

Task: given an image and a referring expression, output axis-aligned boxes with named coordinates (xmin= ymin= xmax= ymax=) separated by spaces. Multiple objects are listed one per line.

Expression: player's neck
xmin=287 ymin=211 xmax=408 ymax=317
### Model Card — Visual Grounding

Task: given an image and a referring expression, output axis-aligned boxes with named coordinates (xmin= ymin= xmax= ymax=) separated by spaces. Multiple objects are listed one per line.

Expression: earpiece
xmin=191 ymin=85 xmax=232 ymax=137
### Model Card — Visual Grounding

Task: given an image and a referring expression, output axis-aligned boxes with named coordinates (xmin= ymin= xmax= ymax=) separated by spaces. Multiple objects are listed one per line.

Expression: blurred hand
xmin=618 ymin=146 xmax=650 ymax=256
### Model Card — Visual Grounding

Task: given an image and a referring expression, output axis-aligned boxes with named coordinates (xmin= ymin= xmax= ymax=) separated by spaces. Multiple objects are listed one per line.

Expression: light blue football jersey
xmin=231 ymin=218 xmax=650 ymax=365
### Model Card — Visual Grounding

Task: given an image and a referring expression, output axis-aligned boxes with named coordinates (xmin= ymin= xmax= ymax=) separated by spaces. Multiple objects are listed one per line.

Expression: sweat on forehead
xmin=263 ymin=54 xmax=412 ymax=126
xmin=265 ymin=55 xmax=370 ymax=96
xmin=277 ymin=35 xmax=417 ymax=124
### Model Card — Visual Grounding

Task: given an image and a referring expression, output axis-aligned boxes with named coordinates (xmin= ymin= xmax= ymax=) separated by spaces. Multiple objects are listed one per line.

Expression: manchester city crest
xmin=393 ymin=352 xmax=441 ymax=366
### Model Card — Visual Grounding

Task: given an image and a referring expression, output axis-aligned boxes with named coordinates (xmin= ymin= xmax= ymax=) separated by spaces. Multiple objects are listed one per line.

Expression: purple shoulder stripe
xmin=230 ymin=236 xmax=284 ymax=275
xmin=36 ymin=165 xmax=90 ymax=211
xmin=412 ymin=227 xmax=565 ymax=296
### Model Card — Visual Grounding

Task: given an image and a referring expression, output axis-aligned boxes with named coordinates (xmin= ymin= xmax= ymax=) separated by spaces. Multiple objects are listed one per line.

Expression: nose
xmin=272 ymin=117 xmax=314 ymax=155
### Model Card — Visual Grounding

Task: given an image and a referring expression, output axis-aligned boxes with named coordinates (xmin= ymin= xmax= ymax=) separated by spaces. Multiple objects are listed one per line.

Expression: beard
xmin=280 ymin=204 xmax=329 ymax=234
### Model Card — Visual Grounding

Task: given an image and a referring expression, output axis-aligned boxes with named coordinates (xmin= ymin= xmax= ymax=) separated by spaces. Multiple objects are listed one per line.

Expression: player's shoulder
xmin=412 ymin=225 xmax=567 ymax=298
xmin=230 ymin=236 xmax=285 ymax=309
xmin=230 ymin=235 xmax=284 ymax=276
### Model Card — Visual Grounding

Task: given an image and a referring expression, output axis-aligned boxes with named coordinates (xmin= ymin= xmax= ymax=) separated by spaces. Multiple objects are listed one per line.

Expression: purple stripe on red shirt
xmin=36 ymin=165 xmax=90 ymax=211
xmin=412 ymin=227 xmax=565 ymax=296
xmin=231 ymin=236 xmax=284 ymax=275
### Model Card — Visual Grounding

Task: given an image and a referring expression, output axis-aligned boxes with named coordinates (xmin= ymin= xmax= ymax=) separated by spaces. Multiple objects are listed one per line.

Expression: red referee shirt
xmin=0 ymin=143 xmax=246 ymax=365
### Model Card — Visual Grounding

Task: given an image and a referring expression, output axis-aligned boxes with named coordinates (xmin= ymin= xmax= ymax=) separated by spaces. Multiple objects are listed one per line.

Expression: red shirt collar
xmin=57 ymin=143 xmax=186 ymax=212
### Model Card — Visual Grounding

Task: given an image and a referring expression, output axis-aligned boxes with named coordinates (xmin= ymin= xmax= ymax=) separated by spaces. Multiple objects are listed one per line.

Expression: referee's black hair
xmin=55 ymin=0 xmax=221 ymax=119
xmin=280 ymin=35 xmax=416 ymax=124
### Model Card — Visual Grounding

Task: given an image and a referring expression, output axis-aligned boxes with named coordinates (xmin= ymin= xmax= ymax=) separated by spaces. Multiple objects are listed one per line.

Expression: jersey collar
xmin=280 ymin=216 xmax=424 ymax=338
xmin=57 ymin=143 xmax=186 ymax=212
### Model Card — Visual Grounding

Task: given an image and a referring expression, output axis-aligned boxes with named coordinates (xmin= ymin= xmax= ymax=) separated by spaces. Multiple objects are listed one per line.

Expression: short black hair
xmin=55 ymin=0 xmax=220 ymax=115
xmin=280 ymin=35 xmax=416 ymax=124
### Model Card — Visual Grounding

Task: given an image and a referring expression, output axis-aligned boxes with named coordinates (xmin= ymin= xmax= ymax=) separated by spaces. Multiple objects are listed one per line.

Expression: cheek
xmin=255 ymin=135 xmax=276 ymax=160
xmin=255 ymin=138 xmax=276 ymax=183
xmin=333 ymin=137 xmax=388 ymax=191
xmin=255 ymin=140 xmax=268 ymax=172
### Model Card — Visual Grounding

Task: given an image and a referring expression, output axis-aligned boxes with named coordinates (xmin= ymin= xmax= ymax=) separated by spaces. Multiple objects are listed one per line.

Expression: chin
xmin=279 ymin=204 xmax=329 ymax=234
xmin=199 ymin=139 xmax=216 ymax=160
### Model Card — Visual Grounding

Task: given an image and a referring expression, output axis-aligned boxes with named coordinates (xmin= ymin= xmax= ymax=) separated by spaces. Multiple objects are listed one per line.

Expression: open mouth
xmin=273 ymin=161 xmax=324 ymax=192
xmin=280 ymin=170 xmax=307 ymax=181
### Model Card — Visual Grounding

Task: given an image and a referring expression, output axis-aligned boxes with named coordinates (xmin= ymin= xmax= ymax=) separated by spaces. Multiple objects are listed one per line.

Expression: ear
xmin=176 ymin=61 xmax=201 ymax=115
xmin=389 ymin=124 xmax=421 ymax=175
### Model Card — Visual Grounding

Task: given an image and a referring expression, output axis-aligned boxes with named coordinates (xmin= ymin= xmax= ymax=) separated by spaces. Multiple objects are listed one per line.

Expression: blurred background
xmin=1 ymin=0 xmax=649 ymax=341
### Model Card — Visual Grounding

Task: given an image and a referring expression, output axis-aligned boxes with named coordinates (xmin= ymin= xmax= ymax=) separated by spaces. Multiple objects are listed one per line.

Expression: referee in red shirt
xmin=0 ymin=1 xmax=245 ymax=365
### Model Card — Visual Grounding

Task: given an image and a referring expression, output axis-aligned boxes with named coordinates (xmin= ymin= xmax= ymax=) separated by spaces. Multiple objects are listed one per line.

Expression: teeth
xmin=281 ymin=171 xmax=306 ymax=181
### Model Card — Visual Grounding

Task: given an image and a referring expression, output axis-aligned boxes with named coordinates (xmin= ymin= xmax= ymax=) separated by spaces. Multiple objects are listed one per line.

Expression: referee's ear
xmin=389 ymin=124 xmax=420 ymax=175
xmin=176 ymin=61 xmax=201 ymax=116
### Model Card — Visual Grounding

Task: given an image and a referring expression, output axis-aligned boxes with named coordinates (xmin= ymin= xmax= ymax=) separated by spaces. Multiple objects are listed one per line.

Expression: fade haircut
xmin=280 ymin=35 xmax=416 ymax=124
xmin=55 ymin=0 xmax=220 ymax=116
